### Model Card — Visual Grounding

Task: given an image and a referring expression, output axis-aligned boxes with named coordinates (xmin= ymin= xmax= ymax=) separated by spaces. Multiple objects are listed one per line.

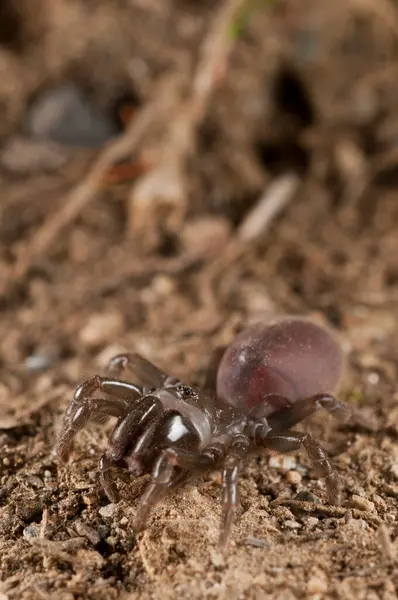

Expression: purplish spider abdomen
xmin=216 ymin=317 xmax=344 ymax=414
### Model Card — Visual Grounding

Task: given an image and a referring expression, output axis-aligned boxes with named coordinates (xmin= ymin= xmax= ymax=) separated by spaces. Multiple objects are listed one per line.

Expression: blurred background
xmin=1 ymin=1 xmax=398 ymax=598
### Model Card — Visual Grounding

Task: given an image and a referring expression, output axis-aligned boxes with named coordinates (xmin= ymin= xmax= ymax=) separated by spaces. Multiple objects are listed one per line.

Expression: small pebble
xmin=307 ymin=573 xmax=328 ymax=596
xmin=284 ymin=519 xmax=302 ymax=529
xmin=23 ymin=524 xmax=40 ymax=540
xmin=367 ymin=372 xmax=380 ymax=385
xmin=350 ymin=494 xmax=375 ymax=512
xmin=305 ymin=517 xmax=319 ymax=529
xmin=295 ymin=491 xmax=321 ymax=503
xmin=3 ymin=457 xmax=10 ymax=467
xmin=210 ymin=551 xmax=225 ymax=568
xmin=74 ymin=521 xmax=100 ymax=545
xmin=99 ymin=503 xmax=117 ymax=518
xmin=286 ymin=470 xmax=302 ymax=485
xmin=390 ymin=463 xmax=398 ymax=480
xmin=106 ymin=536 xmax=117 ymax=547
xmin=269 ymin=455 xmax=297 ymax=471
xmin=26 ymin=476 xmax=44 ymax=489
xmin=151 ymin=275 xmax=176 ymax=297
xmin=25 ymin=353 xmax=55 ymax=372
xmin=43 ymin=470 xmax=52 ymax=479
xmin=82 ymin=494 xmax=97 ymax=506
xmin=79 ymin=312 xmax=124 ymax=348
xmin=24 ymin=82 xmax=120 ymax=146
xmin=371 ymin=494 xmax=386 ymax=510
xmin=119 ymin=516 xmax=129 ymax=526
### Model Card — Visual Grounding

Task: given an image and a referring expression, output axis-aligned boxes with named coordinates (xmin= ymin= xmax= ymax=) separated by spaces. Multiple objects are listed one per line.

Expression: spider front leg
xmin=262 ymin=431 xmax=341 ymax=505
xmin=219 ymin=433 xmax=250 ymax=549
xmin=107 ymin=352 xmax=179 ymax=389
xmin=56 ymin=395 xmax=128 ymax=462
xmin=65 ymin=375 xmax=143 ymax=425
xmin=133 ymin=446 xmax=218 ymax=531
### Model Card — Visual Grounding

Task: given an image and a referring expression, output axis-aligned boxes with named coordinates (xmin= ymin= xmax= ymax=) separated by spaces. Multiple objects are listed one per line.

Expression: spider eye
xmin=177 ymin=385 xmax=196 ymax=398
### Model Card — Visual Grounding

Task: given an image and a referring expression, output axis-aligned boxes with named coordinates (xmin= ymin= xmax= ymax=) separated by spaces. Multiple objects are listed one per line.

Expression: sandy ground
xmin=1 ymin=1 xmax=398 ymax=599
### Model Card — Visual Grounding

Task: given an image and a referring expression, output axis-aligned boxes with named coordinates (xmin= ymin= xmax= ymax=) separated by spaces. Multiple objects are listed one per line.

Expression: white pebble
xmin=350 ymin=494 xmax=375 ymax=512
xmin=284 ymin=519 xmax=301 ymax=529
xmin=99 ymin=503 xmax=117 ymax=518
xmin=269 ymin=455 xmax=297 ymax=471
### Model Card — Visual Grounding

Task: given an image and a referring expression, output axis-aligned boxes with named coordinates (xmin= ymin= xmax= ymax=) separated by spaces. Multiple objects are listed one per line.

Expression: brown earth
xmin=1 ymin=1 xmax=398 ymax=599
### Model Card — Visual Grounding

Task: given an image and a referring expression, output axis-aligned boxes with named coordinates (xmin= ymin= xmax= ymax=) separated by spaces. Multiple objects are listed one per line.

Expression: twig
xmin=128 ymin=0 xmax=247 ymax=241
xmin=270 ymin=498 xmax=382 ymax=526
xmin=237 ymin=172 xmax=300 ymax=242
xmin=197 ymin=171 xmax=301 ymax=309
xmin=192 ymin=0 xmax=246 ymax=119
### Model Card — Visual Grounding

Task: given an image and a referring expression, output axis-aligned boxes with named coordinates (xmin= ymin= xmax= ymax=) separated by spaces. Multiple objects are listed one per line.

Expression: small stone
xmin=79 ymin=312 xmax=124 ymax=348
xmin=210 ymin=551 xmax=225 ymax=568
xmin=82 ymin=494 xmax=97 ymax=506
xmin=284 ymin=519 xmax=301 ymax=529
xmin=24 ymin=83 xmax=120 ymax=147
xmin=307 ymin=573 xmax=328 ymax=595
xmin=151 ymin=275 xmax=176 ymax=297
xmin=44 ymin=470 xmax=52 ymax=479
xmin=23 ymin=524 xmax=40 ymax=540
xmin=286 ymin=470 xmax=302 ymax=485
xmin=269 ymin=455 xmax=297 ymax=471
xmin=119 ymin=517 xmax=128 ymax=526
xmin=295 ymin=490 xmax=321 ymax=503
xmin=74 ymin=521 xmax=100 ymax=545
xmin=106 ymin=536 xmax=117 ymax=547
xmin=371 ymin=494 xmax=386 ymax=510
xmin=350 ymin=494 xmax=375 ymax=512
xmin=3 ymin=457 xmax=10 ymax=466
xmin=99 ymin=503 xmax=117 ymax=519
xmin=25 ymin=353 xmax=56 ymax=372
xmin=305 ymin=517 xmax=319 ymax=529
xmin=390 ymin=463 xmax=398 ymax=480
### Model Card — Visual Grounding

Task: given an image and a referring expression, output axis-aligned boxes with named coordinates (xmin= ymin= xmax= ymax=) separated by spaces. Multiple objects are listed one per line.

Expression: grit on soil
xmin=1 ymin=1 xmax=398 ymax=599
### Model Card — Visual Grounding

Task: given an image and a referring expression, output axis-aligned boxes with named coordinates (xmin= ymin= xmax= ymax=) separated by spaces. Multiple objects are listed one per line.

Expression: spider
xmin=56 ymin=316 xmax=359 ymax=550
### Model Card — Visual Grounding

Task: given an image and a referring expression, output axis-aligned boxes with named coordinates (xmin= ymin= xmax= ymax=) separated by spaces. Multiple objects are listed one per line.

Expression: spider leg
xmin=99 ymin=395 xmax=164 ymax=501
xmin=65 ymin=375 xmax=144 ymax=425
xmin=99 ymin=452 xmax=120 ymax=503
xmin=219 ymin=433 xmax=250 ymax=550
xmin=203 ymin=346 xmax=227 ymax=393
xmin=107 ymin=353 xmax=178 ymax=389
xmin=267 ymin=392 xmax=363 ymax=433
xmin=56 ymin=397 xmax=128 ymax=462
xmin=262 ymin=431 xmax=341 ymax=505
xmin=133 ymin=437 xmax=233 ymax=532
